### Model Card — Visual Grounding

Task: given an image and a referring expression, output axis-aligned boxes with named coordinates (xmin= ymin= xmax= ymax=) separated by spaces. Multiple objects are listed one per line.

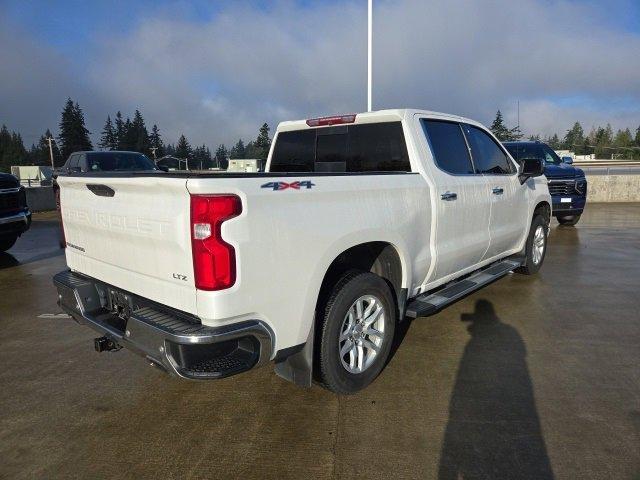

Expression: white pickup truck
xmin=54 ymin=109 xmax=550 ymax=394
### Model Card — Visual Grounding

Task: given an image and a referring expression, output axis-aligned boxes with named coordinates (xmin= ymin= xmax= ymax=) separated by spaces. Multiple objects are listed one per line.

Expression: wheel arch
xmin=534 ymin=200 xmax=551 ymax=226
xmin=315 ymin=241 xmax=407 ymax=322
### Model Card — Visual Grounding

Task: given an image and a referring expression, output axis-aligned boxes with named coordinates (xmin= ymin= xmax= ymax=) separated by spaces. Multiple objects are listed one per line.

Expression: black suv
xmin=504 ymin=141 xmax=587 ymax=226
xmin=0 ymin=173 xmax=31 ymax=251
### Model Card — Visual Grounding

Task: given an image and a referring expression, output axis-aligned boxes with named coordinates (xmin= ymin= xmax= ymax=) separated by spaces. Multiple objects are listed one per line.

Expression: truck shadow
xmin=438 ymin=299 xmax=555 ymax=480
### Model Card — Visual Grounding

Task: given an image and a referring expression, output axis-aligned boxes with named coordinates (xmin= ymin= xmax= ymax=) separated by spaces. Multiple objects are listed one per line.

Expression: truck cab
xmin=503 ymin=141 xmax=587 ymax=225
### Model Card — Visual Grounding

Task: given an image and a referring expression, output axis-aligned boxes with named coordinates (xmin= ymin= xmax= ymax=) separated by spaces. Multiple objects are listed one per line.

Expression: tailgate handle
xmin=86 ymin=184 xmax=115 ymax=197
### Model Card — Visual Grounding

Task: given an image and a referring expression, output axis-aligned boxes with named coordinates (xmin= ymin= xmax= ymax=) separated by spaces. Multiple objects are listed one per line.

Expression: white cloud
xmin=2 ymin=0 xmax=640 ymax=147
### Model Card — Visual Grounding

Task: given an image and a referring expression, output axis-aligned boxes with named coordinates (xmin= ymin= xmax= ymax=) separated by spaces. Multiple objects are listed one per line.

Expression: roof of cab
xmin=276 ymin=108 xmax=488 ymax=132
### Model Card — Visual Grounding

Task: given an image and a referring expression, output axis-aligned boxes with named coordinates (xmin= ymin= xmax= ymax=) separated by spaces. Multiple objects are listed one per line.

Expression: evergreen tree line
xmin=0 ymin=98 xmax=273 ymax=172
xmin=4 ymin=101 xmax=640 ymax=173
xmin=489 ymin=109 xmax=640 ymax=159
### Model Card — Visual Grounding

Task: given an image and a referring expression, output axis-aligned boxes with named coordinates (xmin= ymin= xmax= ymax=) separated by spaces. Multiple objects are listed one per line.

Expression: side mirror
xmin=518 ymin=157 xmax=544 ymax=184
xmin=562 ymin=156 xmax=573 ymax=164
xmin=157 ymin=165 xmax=169 ymax=172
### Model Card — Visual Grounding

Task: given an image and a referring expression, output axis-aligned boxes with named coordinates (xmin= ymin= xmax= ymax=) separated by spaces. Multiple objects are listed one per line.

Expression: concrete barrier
xmin=25 ymin=186 xmax=56 ymax=212
xmin=585 ymin=174 xmax=640 ymax=203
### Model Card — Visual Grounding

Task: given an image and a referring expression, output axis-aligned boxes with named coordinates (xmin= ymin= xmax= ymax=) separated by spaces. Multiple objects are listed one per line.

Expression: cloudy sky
xmin=1 ymin=0 xmax=639 ymax=148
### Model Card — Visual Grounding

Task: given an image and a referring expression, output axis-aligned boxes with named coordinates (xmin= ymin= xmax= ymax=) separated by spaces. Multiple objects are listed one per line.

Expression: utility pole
xmin=46 ymin=136 xmax=55 ymax=169
xmin=367 ymin=0 xmax=373 ymax=112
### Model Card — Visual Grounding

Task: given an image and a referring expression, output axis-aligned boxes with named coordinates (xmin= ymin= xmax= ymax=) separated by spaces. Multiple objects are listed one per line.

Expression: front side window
xmin=542 ymin=146 xmax=562 ymax=165
xmin=67 ymin=154 xmax=80 ymax=169
xmin=421 ymin=120 xmax=474 ymax=175
xmin=464 ymin=125 xmax=515 ymax=175
xmin=269 ymin=122 xmax=410 ymax=173
xmin=504 ymin=143 xmax=544 ymax=164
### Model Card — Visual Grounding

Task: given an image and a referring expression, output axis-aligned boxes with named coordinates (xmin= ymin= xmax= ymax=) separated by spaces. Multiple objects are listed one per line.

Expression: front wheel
xmin=557 ymin=214 xmax=581 ymax=226
xmin=515 ymin=215 xmax=548 ymax=275
xmin=0 ymin=234 xmax=18 ymax=252
xmin=317 ymin=271 xmax=396 ymax=394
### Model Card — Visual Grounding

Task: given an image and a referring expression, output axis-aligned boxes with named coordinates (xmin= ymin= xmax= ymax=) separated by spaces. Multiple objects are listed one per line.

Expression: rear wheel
xmin=317 ymin=271 xmax=396 ymax=394
xmin=557 ymin=214 xmax=581 ymax=226
xmin=515 ymin=215 xmax=548 ymax=275
xmin=0 ymin=234 xmax=18 ymax=252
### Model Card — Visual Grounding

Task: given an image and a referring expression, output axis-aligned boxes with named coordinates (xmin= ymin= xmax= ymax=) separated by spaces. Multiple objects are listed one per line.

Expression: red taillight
xmin=306 ymin=114 xmax=357 ymax=127
xmin=190 ymin=194 xmax=242 ymax=291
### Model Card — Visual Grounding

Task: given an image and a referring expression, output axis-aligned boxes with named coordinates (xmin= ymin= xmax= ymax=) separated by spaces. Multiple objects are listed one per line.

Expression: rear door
xmin=58 ymin=174 xmax=198 ymax=314
xmin=463 ymin=125 xmax=529 ymax=259
xmin=420 ymin=119 xmax=491 ymax=281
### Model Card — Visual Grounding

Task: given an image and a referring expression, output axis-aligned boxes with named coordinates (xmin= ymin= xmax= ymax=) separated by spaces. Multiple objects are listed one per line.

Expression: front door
xmin=462 ymin=124 xmax=529 ymax=259
xmin=420 ymin=118 xmax=491 ymax=281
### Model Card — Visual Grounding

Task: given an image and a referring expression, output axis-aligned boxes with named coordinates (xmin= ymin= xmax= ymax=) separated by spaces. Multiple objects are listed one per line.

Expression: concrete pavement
xmin=0 ymin=205 xmax=639 ymax=479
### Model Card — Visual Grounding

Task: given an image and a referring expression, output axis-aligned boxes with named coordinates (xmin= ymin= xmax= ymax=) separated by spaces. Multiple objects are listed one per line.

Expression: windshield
xmin=87 ymin=152 xmax=156 ymax=171
xmin=504 ymin=143 xmax=562 ymax=166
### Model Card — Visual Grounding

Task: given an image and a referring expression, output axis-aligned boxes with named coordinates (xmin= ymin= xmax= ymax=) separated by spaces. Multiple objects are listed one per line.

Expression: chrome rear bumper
xmin=53 ymin=270 xmax=274 ymax=380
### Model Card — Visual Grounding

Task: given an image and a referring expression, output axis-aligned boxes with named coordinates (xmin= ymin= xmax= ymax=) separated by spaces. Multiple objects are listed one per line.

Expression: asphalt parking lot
xmin=1 ymin=204 xmax=639 ymax=480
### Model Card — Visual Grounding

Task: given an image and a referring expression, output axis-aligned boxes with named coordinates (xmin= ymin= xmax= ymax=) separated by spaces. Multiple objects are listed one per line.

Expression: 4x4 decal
xmin=261 ymin=181 xmax=315 ymax=191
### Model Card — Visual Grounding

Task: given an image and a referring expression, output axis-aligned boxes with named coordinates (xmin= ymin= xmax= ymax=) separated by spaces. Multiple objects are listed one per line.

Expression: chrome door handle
xmin=492 ymin=188 xmax=504 ymax=195
xmin=441 ymin=191 xmax=457 ymax=201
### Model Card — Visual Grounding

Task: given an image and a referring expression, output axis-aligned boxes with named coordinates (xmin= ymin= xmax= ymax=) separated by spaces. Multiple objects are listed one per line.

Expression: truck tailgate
xmin=57 ymin=175 xmax=197 ymax=314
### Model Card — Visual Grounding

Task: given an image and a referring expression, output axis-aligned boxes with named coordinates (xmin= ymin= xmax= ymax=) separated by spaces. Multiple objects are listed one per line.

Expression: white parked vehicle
xmin=54 ymin=109 xmax=551 ymax=394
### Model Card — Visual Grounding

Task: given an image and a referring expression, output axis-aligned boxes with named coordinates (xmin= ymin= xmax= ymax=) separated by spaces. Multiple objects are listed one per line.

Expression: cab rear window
xmin=270 ymin=122 xmax=410 ymax=173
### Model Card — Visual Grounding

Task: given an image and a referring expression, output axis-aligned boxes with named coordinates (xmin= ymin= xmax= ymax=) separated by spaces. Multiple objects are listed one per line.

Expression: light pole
xmin=46 ymin=136 xmax=55 ymax=169
xmin=368 ymin=0 xmax=373 ymax=112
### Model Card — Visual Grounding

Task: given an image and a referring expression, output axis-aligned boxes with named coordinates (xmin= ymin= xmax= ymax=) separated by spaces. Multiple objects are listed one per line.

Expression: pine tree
xmin=229 ymin=139 xmax=246 ymax=159
xmin=175 ymin=135 xmax=192 ymax=168
xmin=149 ymin=124 xmax=164 ymax=158
xmin=563 ymin=122 xmax=584 ymax=152
xmin=114 ymin=111 xmax=125 ymax=147
xmin=119 ymin=117 xmax=135 ymax=151
xmin=635 ymin=126 xmax=640 ymax=146
xmin=57 ymin=98 xmax=92 ymax=160
xmin=490 ymin=111 xmax=511 ymax=141
xmin=253 ymin=123 xmax=271 ymax=159
xmin=130 ymin=110 xmax=151 ymax=155
xmin=0 ymin=126 xmax=28 ymax=171
xmin=215 ymin=144 xmax=229 ymax=169
xmin=547 ymin=134 xmax=561 ymax=150
xmin=98 ymin=116 xmax=118 ymax=150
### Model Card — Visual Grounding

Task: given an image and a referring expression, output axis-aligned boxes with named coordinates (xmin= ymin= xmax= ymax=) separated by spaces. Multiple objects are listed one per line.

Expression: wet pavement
xmin=1 ymin=205 xmax=639 ymax=479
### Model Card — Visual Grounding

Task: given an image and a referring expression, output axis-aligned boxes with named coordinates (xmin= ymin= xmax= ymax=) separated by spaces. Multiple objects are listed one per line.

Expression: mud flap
xmin=274 ymin=319 xmax=314 ymax=388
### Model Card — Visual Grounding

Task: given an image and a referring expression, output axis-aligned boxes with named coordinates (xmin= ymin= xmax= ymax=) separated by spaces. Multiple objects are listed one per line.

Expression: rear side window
xmin=270 ymin=122 xmax=410 ymax=173
xmin=421 ymin=120 xmax=473 ymax=175
xmin=464 ymin=125 xmax=515 ymax=175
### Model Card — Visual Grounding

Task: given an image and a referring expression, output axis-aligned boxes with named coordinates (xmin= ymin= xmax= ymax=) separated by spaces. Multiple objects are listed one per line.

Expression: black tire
xmin=557 ymin=214 xmax=581 ymax=226
xmin=0 ymin=234 xmax=18 ymax=252
xmin=317 ymin=271 xmax=396 ymax=394
xmin=515 ymin=215 xmax=548 ymax=275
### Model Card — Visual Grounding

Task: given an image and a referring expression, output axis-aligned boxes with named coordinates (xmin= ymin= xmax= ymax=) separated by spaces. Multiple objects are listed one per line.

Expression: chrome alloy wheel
xmin=339 ymin=295 xmax=386 ymax=374
xmin=532 ymin=225 xmax=546 ymax=265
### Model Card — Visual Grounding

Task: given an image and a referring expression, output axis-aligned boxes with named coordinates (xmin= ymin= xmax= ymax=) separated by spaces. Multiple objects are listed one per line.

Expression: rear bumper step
xmin=53 ymin=270 xmax=274 ymax=380
xmin=405 ymin=258 xmax=521 ymax=318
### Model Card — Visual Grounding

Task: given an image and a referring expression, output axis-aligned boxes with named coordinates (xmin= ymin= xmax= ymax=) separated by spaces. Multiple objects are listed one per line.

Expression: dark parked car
xmin=53 ymin=151 xmax=163 ymax=247
xmin=504 ymin=141 xmax=587 ymax=226
xmin=0 ymin=173 xmax=31 ymax=252
xmin=54 ymin=151 xmax=160 ymax=175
